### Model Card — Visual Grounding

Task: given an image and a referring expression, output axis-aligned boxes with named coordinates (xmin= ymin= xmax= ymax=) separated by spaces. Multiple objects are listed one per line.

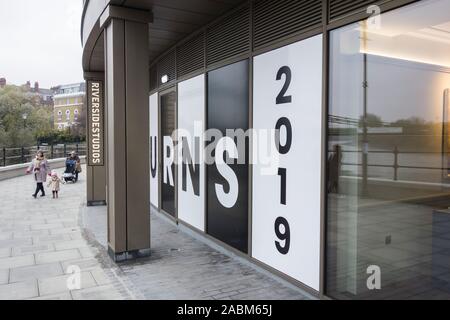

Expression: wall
xmin=0 ymin=156 xmax=86 ymax=181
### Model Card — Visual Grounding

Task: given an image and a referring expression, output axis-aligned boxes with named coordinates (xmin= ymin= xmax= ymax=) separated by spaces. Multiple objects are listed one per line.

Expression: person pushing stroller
xmin=64 ymin=151 xmax=81 ymax=182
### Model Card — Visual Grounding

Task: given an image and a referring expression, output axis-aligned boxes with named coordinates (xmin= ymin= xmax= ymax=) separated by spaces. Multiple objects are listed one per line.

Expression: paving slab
xmin=0 ymin=280 xmax=38 ymax=300
xmin=45 ymin=218 xmax=77 ymax=225
xmin=71 ymin=285 xmax=123 ymax=300
xmin=35 ymin=249 xmax=81 ymax=265
xmin=9 ymin=263 xmax=63 ymax=283
xmin=78 ymin=247 xmax=97 ymax=259
xmin=12 ymin=244 xmax=54 ymax=256
xmin=0 ymin=255 xmax=35 ymax=270
xmin=61 ymin=258 xmax=100 ymax=272
xmin=38 ymin=271 xmax=97 ymax=296
xmin=0 ymin=248 xmax=10 ymax=259
xmin=54 ymin=239 xmax=89 ymax=251
xmin=32 ymin=234 xmax=71 ymax=244
xmin=0 ymin=269 xmax=8 ymax=285
xmin=0 ymin=233 xmax=12 ymax=241
xmin=50 ymin=227 xmax=81 ymax=235
xmin=31 ymin=223 xmax=65 ymax=231
xmin=90 ymin=268 xmax=113 ymax=286
xmin=0 ymin=238 xmax=32 ymax=248
xmin=13 ymin=230 xmax=50 ymax=239
xmin=30 ymin=292 xmax=73 ymax=300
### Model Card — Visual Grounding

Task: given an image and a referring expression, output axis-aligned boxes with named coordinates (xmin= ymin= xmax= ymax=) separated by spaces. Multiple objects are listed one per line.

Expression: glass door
xmin=160 ymin=90 xmax=177 ymax=217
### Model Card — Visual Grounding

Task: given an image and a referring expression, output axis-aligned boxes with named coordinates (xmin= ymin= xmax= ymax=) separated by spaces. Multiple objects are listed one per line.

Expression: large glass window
xmin=327 ymin=0 xmax=450 ymax=299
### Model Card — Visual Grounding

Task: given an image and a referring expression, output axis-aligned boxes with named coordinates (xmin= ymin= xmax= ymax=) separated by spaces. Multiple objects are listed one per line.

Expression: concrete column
xmin=84 ymin=72 xmax=107 ymax=207
xmin=102 ymin=7 xmax=152 ymax=261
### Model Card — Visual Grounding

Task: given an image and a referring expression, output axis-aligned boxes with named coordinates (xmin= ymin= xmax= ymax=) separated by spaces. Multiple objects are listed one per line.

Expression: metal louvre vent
xmin=149 ymin=65 xmax=157 ymax=91
xmin=329 ymin=0 xmax=381 ymax=21
xmin=157 ymin=50 xmax=176 ymax=86
xmin=206 ymin=5 xmax=251 ymax=66
xmin=253 ymin=0 xmax=322 ymax=50
xmin=177 ymin=33 xmax=205 ymax=79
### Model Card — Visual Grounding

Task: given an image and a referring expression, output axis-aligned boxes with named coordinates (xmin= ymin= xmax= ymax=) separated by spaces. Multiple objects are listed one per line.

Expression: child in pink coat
xmin=47 ymin=171 xmax=65 ymax=199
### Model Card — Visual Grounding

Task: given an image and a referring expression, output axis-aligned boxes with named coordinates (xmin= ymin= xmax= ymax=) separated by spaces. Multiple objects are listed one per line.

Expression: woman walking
xmin=27 ymin=151 xmax=49 ymax=198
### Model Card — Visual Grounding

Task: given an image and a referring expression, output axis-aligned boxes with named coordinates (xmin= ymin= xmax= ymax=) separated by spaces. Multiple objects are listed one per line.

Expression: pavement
xmin=0 ymin=165 xmax=312 ymax=300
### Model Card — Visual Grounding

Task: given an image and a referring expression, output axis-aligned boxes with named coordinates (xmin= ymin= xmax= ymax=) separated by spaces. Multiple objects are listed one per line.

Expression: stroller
xmin=63 ymin=158 xmax=78 ymax=183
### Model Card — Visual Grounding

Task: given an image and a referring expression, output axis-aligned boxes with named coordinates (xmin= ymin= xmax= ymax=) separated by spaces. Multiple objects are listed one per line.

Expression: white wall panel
xmin=252 ymin=35 xmax=323 ymax=290
xmin=149 ymin=93 xmax=159 ymax=208
xmin=177 ymin=75 xmax=205 ymax=231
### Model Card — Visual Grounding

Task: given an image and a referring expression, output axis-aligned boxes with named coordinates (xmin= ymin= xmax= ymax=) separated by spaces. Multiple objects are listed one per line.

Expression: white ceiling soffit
xmin=356 ymin=0 xmax=450 ymax=68
xmin=362 ymin=0 xmax=450 ymax=37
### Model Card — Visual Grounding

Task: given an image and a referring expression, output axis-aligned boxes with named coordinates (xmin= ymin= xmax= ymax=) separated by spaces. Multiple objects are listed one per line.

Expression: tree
xmin=393 ymin=117 xmax=433 ymax=135
xmin=36 ymin=127 xmax=85 ymax=145
xmin=359 ymin=113 xmax=384 ymax=128
xmin=0 ymin=127 xmax=6 ymax=147
xmin=0 ymin=85 xmax=53 ymax=147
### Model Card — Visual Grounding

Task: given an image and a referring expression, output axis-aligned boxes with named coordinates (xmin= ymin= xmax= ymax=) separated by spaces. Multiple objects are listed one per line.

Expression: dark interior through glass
xmin=160 ymin=91 xmax=177 ymax=217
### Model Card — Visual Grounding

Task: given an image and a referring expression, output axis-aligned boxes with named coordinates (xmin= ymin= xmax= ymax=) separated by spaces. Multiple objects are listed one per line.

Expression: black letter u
xmin=151 ymin=136 xmax=157 ymax=178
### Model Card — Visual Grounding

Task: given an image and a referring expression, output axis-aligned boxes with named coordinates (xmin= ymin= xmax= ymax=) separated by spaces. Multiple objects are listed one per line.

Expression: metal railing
xmin=331 ymin=147 xmax=449 ymax=182
xmin=0 ymin=143 xmax=86 ymax=167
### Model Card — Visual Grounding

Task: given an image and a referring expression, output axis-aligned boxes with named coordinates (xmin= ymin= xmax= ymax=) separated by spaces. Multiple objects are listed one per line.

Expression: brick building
xmin=53 ymin=83 xmax=86 ymax=130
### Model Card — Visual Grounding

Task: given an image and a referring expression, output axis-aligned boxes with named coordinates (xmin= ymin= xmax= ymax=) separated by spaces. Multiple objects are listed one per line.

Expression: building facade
xmin=22 ymin=81 xmax=54 ymax=105
xmin=82 ymin=0 xmax=450 ymax=300
xmin=53 ymin=83 xmax=86 ymax=130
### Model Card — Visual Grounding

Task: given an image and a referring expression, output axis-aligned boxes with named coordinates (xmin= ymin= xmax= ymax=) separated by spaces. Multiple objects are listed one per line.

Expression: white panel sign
xmin=149 ymin=93 xmax=159 ymax=208
xmin=177 ymin=74 xmax=205 ymax=231
xmin=252 ymin=35 xmax=323 ymax=290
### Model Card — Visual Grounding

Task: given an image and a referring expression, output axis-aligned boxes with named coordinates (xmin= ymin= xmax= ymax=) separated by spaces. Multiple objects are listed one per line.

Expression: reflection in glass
xmin=326 ymin=0 xmax=450 ymax=299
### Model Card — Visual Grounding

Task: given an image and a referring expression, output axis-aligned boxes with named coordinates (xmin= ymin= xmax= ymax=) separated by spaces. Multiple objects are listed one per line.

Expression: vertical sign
xmin=150 ymin=93 xmax=159 ymax=208
xmin=177 ymin=75 xmax=205 ymax=231
xmin=252 ymin=35 xmax=323 ymax=290
xmin=87 ymin=80 xmax=104 ymax=166
xmin=207 ymin=60 xmax=249 ymax=253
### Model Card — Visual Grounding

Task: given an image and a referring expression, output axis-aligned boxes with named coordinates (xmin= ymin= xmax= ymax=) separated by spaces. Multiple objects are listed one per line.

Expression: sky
xmin=0 ymin=0 xmax=83 ymax=89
